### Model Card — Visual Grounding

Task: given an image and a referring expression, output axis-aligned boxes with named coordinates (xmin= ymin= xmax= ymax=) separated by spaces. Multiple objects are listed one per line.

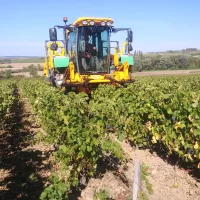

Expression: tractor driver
xmin=85 ymin=35 xmax=97 ymax=58
xmin=80 ymin=32 xmax=98 ymax=71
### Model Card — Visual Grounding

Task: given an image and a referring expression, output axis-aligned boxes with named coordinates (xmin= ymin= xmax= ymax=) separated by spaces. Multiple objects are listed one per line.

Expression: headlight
xmin=82 ymin=21 xmax=88 ymax=25
xmin=90 ymin=21 xmax=95 ymax=25
xmin=106 ymin=21 xmax=111 ymax=26
xmin=101 ymin=21 xmax=105 ymax=26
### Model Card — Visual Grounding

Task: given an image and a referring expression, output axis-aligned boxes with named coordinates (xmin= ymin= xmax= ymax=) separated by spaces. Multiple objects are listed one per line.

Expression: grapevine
xmin=91 ymin=75 xmax=200 ymax=168
xmin=19 ymin=79 xmax=125 ymax=199
xmin=0 ymin=80 xmax=16 ymax=125
xmin=18 ymin=75 xmax=200 ymax=199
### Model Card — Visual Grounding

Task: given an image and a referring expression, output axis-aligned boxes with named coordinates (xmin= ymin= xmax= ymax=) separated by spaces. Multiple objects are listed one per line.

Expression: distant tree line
xmin=0 ymin=64 xmax=42 ymax=79
xmin=0 ymin=59 xmax=11 ymax=64
xmin=0 ymin=65 xmax=13 ymax=68
xmin=147 ymin=48 xmax=200 ymax=54
xmin=10 ymin=64 xmax=42 ymax=73
xmin=0 ymin=57 xmax=44 ymax=64
xmin=133 ymin=51 xmax=200 ymax=71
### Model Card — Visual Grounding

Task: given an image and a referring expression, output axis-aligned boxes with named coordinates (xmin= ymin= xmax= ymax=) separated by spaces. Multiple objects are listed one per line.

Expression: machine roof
xmin=72 ymin=17 xmax=114 ymax=26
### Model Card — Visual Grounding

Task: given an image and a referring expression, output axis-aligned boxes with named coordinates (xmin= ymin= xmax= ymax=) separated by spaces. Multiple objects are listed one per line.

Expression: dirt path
xmin=0 ymin=89 xmax=53 ymax=200
xmin=133 ymin=150 xmax=200 ymax=200
xmin=80 ymin=138 xmax=200 ymax=200
xmin=1 ymin=89 xmax=200 ymax=200
xmin=0 ymin=63 xmax=42 ymax=71
xmin=133 ymin=69 xmax=200 ymax=77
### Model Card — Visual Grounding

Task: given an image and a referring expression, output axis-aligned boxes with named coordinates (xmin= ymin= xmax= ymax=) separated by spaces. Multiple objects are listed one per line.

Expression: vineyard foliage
xmin=18 ymin=75 xmax=200 ymax=198
xmin=91 ymin=76 xmax=200 ymax=167
xmin=19 ymin=79 xmax=124 ymax=199
xmin=0 ymin=80 xmax=16 ymax=125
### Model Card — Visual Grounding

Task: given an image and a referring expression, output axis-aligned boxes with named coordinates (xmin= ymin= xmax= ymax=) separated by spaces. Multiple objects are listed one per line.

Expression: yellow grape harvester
xmin=44 ymin=17 xmax=135 ymax=93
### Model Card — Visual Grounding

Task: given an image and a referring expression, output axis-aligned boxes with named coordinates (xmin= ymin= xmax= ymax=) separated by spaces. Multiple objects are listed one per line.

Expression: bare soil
xmin=1 ymin=62 xmax=200 ymax=78
xmin=12 ymin=69 xmax=200 ymax=78
xmin=134 ymin=69 xmax=200 ymax=77
xmin=0 ymin=89 xmax=200 ymax=200
xmin=12 ymin=71 xmax=44 ymax=77
xmin=79 ymin=137 xmax=200 ymax=200
xmin=0 ymin=90 xmax=53 ymax=200
xmin=0 ymin=63 xmax=42 ymax=71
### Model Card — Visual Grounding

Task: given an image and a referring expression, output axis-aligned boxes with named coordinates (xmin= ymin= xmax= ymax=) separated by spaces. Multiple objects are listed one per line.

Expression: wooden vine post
xmin=133 ymin=160 xmax=141 ymax=200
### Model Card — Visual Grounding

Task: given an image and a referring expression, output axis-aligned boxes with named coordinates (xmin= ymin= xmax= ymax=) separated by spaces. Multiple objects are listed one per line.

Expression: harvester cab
xmin=44 ymin=17 xmax=135 ymax=93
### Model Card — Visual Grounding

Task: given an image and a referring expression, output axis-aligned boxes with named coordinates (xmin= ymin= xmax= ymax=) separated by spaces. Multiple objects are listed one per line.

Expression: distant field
xmin=12 ymin=71 xmax=44 ymax=77
xmin=144 ymin=51 xmax=200 ymax=57
xmin=10 ymin=58 xmax=44 ymax=63
xmin=0 ymin=58 xmax=44 ymax=64
xmin=0 ymin=63 xmax=42 ymax=71
xmin=10 ymin=69 xmax=200 ymax=78
xmin=133 ymin=69 xmax=200 ymax=77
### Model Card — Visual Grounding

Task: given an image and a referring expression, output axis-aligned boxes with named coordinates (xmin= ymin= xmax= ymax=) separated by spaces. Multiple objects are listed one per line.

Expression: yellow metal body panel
xmin=73 ymin=17 xmax=114 ymax=26
xmin=44 ymin=41 xmax=65 ymax=76
xmin=113 ymin=61 xmax=129 ymax=81
xmin=113 ymin=42 xmax=129 ymax=67
xmin=44 ymin=17 xmax=134 ymax=93
xmin=120 ymin=42 xmax=128 ymax=54
xmin=45 ymin=51 xmax=131 ymax=88
xmin=63 ymin=60 xmax=130 ymax=86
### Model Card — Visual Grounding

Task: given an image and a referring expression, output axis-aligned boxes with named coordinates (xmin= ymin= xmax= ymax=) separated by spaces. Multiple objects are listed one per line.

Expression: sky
xmin=0 ymin=0 xmax=200 ymax=56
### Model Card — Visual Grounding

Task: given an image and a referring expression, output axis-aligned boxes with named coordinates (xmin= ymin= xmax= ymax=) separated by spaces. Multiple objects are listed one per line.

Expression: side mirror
xmin=49 ymin=28 xmax=57 ymax=41
xmin=128 ymin=30 xmax=133 ymax=43
xmin=50 ymin=43 xmax=58 ymax=51
xmin=128 ymin=43 xmax=133 ymax=52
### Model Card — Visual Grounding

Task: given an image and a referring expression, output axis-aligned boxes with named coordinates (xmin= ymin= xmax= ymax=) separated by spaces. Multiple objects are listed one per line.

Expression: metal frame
xmin=110 ymin=41 xmax=119 ymax=49
xmin=44 ymin=40 xmax=65 ymax=61
xmin=48 ymin=23 xmax=133 ymax=76
xmin=73 ymin=25 xmax=111 ymax=75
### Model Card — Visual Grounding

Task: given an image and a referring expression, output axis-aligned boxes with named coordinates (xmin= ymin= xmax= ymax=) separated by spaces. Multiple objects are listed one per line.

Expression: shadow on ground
xmin=0 ymin=90 xmax=50 ymax=200
xmin=149 ymin=144 xmax=200 ymax=182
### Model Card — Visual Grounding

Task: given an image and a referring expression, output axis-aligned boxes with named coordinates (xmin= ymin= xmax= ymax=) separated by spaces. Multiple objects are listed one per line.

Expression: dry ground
xmin=0 ymin=87 xmax=200 ymax=200
xmin=1 ymin=62 xmax=200 ymax=77
xmin=0 ymin=63 xmax=42 ymax=71
xmin=133 ymin=69 xmax=200 ymax=77
xmin=12 ymin=71 xmax=44 ymax=77
xmin=79 ymin=137 xmax=200 ymax=200
xmin=12 ymin=69 xmax=200 ymax=78
xmin=0 ymin=90 xmax=53 ymax=200
xmin=0 ymin=62 xmax=43 ymax=77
